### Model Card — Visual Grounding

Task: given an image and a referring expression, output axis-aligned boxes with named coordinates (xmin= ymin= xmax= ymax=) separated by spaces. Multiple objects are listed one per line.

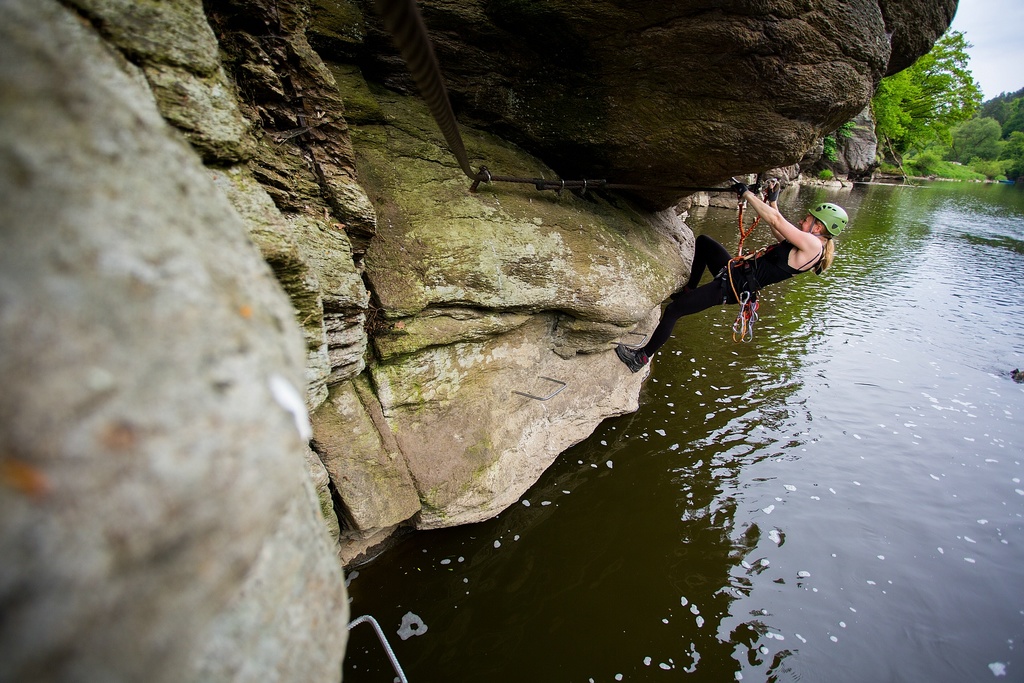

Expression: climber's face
xmin=801 ymin=214 xmax=825 ymax=235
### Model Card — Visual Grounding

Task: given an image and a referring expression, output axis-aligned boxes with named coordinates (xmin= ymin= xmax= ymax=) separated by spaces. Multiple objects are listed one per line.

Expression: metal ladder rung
xmin=348 ymin=615 xmax=409 ymax=683
xmin=619 ymin=331 xmax=648 ymax=349
xmin=512 ymin=376 xmax=567 ymax=401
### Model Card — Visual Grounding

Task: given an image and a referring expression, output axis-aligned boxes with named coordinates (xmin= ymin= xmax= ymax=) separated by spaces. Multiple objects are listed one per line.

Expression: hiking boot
xmin=615 ymin=344 xmax=649 ymax=373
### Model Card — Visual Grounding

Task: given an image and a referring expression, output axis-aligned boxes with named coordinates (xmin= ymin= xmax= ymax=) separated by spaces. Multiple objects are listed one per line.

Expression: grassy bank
xmin=888 ymin=151 xmax=1011 ymax=182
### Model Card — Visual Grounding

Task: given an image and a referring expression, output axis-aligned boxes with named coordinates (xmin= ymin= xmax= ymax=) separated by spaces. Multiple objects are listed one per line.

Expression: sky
xmin=948 ymin=0 xmax=1024 ymax=100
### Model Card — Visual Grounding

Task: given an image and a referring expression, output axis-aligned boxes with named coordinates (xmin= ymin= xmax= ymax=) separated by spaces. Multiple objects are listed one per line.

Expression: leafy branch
xmin=871 ymin=30 xmax=981 ymax=162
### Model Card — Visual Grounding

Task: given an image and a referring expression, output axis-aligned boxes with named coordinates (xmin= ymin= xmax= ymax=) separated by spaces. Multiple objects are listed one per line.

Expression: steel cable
xmin=375 ymin=0 xmax=474 ymax=178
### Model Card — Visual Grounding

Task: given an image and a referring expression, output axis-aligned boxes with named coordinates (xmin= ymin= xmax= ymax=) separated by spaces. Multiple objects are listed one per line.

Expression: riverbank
xmin=852 ymin=176 xmax=1020 ymax=187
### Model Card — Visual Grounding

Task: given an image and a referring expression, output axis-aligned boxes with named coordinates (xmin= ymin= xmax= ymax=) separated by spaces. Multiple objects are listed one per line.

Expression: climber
xmin=615 ymin=182 xmax=848 ymax=372
xmin=763 ymin=177 xmax=782 ymax=208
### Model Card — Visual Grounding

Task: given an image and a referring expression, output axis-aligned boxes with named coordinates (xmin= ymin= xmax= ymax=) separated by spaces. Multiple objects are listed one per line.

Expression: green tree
xmin=948 ymin=117 xmax=1004 ymax=162
xmin=907 ymin=149 xmax=944 ymax=176
xmin=872 ymin=30 xmax=982 ymax=163
xmin=822 ymin=120 xmax=856 ymax=161
xmin=1001 ymin=131 xmax=1024 ymax=179
xmin=980 ymin=87 xmax=1024 ymax=125
xmin=1001 ymin=97 xmax=1024 ymax=137
xmin=968 ymin=158 xmax=1010 ymax=180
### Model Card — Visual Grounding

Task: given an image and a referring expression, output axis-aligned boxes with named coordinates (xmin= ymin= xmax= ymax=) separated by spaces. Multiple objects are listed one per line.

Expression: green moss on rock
xmin=352 ymin=89 xmax=687 ymax=324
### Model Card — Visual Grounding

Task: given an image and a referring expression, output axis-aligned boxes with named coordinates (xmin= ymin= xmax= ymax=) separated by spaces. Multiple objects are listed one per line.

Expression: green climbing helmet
xmin=808 ymin=202 xmax=849 ymax=236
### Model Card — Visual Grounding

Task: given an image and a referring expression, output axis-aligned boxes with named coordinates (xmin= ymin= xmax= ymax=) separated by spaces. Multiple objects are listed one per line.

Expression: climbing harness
xmin=374 ymin=0 xmax=740 ymax=197
xmin=348 ymin=614 xmax=409 ymax=683
xmin=722 ymin=257 xmax=760 ymax=343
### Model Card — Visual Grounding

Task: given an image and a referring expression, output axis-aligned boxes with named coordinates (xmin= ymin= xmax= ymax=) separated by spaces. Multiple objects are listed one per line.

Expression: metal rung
xmin=348 ymin=615 xmax=409 ymax=683
xmin=512 ymin=376 xmax=567 ymax=401
xmin=619 ymin=331 xmax=648 ymax=349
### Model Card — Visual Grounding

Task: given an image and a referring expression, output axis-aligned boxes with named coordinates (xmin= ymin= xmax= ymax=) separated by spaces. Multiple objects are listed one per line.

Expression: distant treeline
xmin=979 ymin=86 xmax=1024 ymax=124
xmin=868 ymin=30 xmax=1024 ymax=181
xmin=934 ymin=87 xmax=1024 ymax=180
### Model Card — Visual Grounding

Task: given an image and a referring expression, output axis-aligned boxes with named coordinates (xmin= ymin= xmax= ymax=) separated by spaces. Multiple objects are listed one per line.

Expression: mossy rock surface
xmin=351 ymin=89 xmax=689 ymax=323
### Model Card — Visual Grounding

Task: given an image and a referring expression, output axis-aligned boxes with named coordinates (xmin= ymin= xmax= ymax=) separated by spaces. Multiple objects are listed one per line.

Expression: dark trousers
xmin=641 ymin=235 xmax=739 ymax=357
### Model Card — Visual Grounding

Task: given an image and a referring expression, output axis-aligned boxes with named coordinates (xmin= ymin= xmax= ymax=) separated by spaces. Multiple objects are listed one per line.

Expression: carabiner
xmin=732 ymin=291 xmax=758 ymax=343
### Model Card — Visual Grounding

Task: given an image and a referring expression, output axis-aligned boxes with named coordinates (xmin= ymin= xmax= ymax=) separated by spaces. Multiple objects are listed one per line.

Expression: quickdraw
xmin=732 ymin=290 xmax=759 ymax=343
xmin=723 ymin=255 xmax=760 ymax=343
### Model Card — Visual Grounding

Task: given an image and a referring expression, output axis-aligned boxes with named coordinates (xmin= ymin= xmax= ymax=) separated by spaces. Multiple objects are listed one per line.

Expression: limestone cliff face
xmin=0 ymin=0 xmax=952 ymax=679
xmin=0 ymin=2 xmax=347 ymax=682
xmin=821 ymin=106 xmax=881 ymax=180
xmin=316 ymin=80 xmax=683 ymax=537
xmin=334 ymin=0 xmax=954 ymax=208
xmin=300 ymin=0 xmax=948 ymax=555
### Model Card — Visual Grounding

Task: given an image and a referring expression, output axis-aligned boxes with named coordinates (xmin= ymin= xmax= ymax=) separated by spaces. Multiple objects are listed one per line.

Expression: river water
xmin=343 ymin=182 xmax=1024 ymax=682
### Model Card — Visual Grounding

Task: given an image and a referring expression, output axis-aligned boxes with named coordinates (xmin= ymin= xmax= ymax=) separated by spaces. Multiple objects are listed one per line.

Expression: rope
xmin=724 ymin=255 xmax=751 ymax=313
xmin=374 ymin=0 xmax=742 ymax=196
xmin=735 ymin=199 xmax=760 ymax=255
xmin=726 ymin=190 xmax=764 ymax=342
